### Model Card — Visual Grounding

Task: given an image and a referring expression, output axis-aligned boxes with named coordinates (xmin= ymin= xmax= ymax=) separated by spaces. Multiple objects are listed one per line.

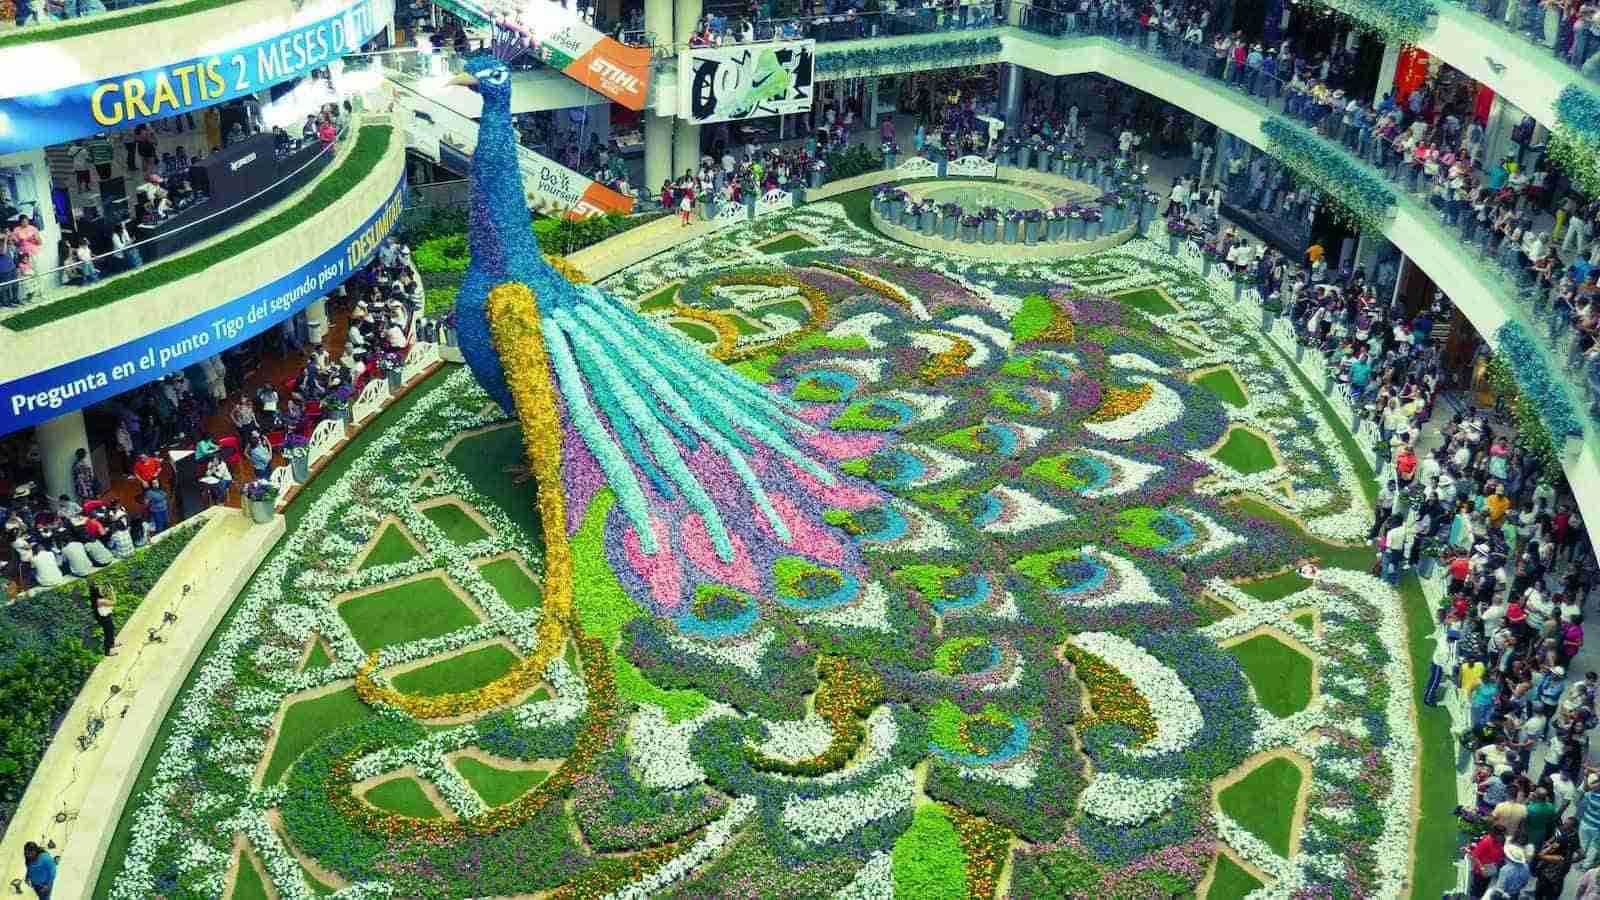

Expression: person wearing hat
xmin=1489 ymin=841 xmax=1533 ymax=897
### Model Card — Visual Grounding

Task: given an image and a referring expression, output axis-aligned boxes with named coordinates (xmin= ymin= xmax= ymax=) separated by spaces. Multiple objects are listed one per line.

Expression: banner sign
xmin=947 ymin=155 xmax=997 ymax=178
xmin=0 ymin=0 xmax=391 ymax=154
xmin=432 ymin=0 xmax=652 ymax=110
xmin=897 ymin=155 xmax=939 ymax=179
xmin=0 ymin=176 xmax=406 ymax=436
xmin=679 ymin=40 xmax=815 ymax=124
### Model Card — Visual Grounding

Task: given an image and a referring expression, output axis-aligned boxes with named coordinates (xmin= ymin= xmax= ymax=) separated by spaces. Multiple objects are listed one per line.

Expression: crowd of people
xmin=1 ymin=236 xmax=423 ymax=595
xmin=1462 ymin=0 xmax=1600 ymax=79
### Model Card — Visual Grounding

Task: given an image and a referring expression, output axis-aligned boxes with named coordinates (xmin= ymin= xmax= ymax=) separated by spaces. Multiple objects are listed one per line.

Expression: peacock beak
xmin=447 ymin=73 xmax=480 ymax=88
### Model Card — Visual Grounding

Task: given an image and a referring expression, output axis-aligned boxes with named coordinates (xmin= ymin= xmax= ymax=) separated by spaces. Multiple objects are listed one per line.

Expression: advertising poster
xmin=679 ymin=40 xmax=815 ymax=125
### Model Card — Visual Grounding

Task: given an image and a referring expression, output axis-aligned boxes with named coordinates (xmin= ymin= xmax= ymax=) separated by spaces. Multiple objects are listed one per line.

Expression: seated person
xmin=60 ymin=537 xmax=96 ymax=577
xmin=31 ymin=543 xmax=66 ymax=588
xmin=106 ymin=521 xmax=134 ymax=558
xmin=83 ymin=534 xmax=114 ymax=567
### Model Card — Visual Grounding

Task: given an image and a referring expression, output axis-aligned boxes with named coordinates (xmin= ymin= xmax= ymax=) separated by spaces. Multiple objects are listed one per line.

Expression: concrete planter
xmin=920 ymin=211 xmax=936 ymax=233
xmin=246 ymin=498 xmax=276 ymax=524
xmin=961 ymin=223 xmax=978 ymax=242
xmin=1017 ymin=147 xmax=1032 ymax=168
xmin=1004 ymin=219 xmax=1020 ymax=242
xmin=1048 ymin=219 xmax=1066 ymax=240
xmin=1070 ymin=218 xmax=1086 ymax=240
xmin=981 ymin=219 xmax=998 ymax=242
xmin=1024 ymin=219 xmax=1040 ymax=243
xmin=943 ymin=216 xmax=959 ymax=238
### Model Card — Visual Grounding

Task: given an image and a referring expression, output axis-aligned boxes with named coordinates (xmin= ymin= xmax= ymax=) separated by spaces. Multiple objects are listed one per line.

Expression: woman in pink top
xmin=9 ymin=215 xmax=41 ymax=274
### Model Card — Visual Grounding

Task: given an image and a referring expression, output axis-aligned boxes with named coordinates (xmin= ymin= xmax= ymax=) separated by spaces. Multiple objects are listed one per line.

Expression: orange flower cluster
xmin=746 ymin=655 xmax=882 ymax=776
xmin=1085 ymin=382 xmax=1154 ymax=423
xmin=946 ymin=806 xmax=1011 ymax=900
xmin=1032 ymin=302 xmax=1075 ymax=345
xmin=921 ymin=338 xmax=975 ymax=384
xmin=1059 ymin=644 xmax=1157 ymax=745
xmin=546 ymin=831 xmax=706 ymax=899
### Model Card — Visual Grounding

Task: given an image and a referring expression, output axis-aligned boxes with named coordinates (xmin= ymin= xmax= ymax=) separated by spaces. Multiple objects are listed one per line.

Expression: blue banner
xmin=0 ymin=0 xmax=390 ymax=154
xmin=0 ymin=175 xmax=406 ymax=436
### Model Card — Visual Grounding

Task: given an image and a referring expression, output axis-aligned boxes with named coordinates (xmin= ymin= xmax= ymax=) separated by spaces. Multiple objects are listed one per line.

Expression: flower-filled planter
xmin=1016 ymin=145 xmax=1032 ymax=168
xmin=980 ymin=210 xmax=999 ymax=243
xmin=1003 ymin=214 xmax=1021 ymax=244
xmin=1069 ymin=215 xmax=1086 ymax=240
xmin=882 ymin=141 xmax=899 ymax=169
xmin=961 ymin=215 xmax=980 ymax=242
xmin=1023 ymin=210 xmax=1042 ymax=243
xmin=1260 ymin=300 xmax=1281 ymax=333
xmin=241 ymin=479 xmax=279 ymax=523
xmin=285 ymin=435 xmax=312 ymax=482
xmin=941 ymin=202 xmax=961 ymax=238
xmin=1084 ymin=213 xmax=1102 ymax=240
xmin=919 ymin=206 xmax=937 ymax=234
xmin=1036 ymin=148 xmax=1052 ymax=173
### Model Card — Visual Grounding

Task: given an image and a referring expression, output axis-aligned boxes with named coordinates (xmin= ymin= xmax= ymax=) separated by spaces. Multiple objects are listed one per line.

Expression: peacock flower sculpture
xmin=449 ymin=36 xmax=868 ymax=619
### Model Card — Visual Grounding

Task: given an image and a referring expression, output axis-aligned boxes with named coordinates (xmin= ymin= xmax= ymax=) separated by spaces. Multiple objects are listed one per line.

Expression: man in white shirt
xmin=1118 ymin=128 xmax=1134 ymax=158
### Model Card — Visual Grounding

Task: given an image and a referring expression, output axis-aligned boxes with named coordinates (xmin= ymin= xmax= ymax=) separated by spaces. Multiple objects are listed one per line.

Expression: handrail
xmin=0 ymin=122 xmax=350 ymax=307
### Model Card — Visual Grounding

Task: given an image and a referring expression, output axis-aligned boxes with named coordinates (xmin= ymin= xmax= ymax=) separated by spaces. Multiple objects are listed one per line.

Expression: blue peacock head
xmin=448 ymin=53 xmax=514 ymax=108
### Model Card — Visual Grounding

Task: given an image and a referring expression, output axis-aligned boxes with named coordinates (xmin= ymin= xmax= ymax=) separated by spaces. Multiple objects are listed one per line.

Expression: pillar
xmin=645 ymin=112 xmax=674 ymax=195
xmin=37 ymin=409 xmax=88 ymax=505
xmin=644 ymin=0 xmax=672 ymax=53
xmin=1373 ymin=43 xmax=1400 ymax=106
xmin=673 ymin=120 xmax=702 ymax=179
xmin=674 ymin=0 xmax=701 ymax=55
xmin=306 ymin=297 xmax=330 ymax=346
xmin=1000 ymin=64 xmax=1023 ymax=130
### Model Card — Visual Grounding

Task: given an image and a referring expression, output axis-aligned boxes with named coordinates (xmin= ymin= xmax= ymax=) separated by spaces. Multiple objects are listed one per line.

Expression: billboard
xmin=0 ymin=0 xmax=392 ymax=154
xmin=679 ymin=40 xmax=815 ymax=125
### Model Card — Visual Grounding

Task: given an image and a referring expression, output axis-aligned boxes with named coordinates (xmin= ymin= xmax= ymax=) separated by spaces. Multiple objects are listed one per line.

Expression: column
xmin=1373 ymin=43 xmax=1400 ymax=105
xmin=645 ymin=112 xmax=674 ymax=196
xmin=37 ymin=409 xmax=89 ymax=505
xmin=1000 ymin=64 xmax=1023 ymax=130
xmin=674 ymin=0 xmax=702 ymax=54
xmin=305 ymin=297 xmax=330 ymax=346
xmin=673 ymin=120 xmax=702 ymax=178
xmin=644 ymin=0 xmax=672 ymax=53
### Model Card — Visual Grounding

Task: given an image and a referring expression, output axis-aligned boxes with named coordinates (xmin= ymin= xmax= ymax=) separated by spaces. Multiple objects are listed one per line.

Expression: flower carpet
xmin=101 ymin=201 xmax=1417 ymax=899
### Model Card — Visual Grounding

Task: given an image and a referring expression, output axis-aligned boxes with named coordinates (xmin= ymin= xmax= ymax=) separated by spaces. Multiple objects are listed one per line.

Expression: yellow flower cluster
xmin=1035 ymin=303 xmax=1075 ymax=344
xmin=705 ymin=273 xmax=831 ymax=364
xmin=355 ymin=651 xmax=553 ymax=719
xmin=544 ymin=254 xmax=590 ymax=284
xmin=1060 ymin=643 xmax=1157 ymax=745
xmin=921 ymin=338 xmax=975 ymax=384
xmin=1086 ymin=383 xmax=1153 ymax=423
xmin=810 ymin=261 xmax=912 ymax=309
xmin=946 ymin=806 xmax=1011 ymax=900
xmin=746 ymin=655 xmax=882 ymax=776
xmin=671 ymin=306 xmax=742 ymax=359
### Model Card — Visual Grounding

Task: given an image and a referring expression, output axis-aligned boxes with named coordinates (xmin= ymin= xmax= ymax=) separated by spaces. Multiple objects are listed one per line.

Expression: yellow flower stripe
xmin=544 ymin=254 xmax=591 ymax=284
xmin=353 ymin=282 xmax=570 ymax=719
xmin=687 ymin=272 xmax=833 ymax=364
xmin=921 ymin=337 xmax=975 ymax=384
xmin=671 ymin=306 xmax=741 ymax=359
xmin=1086 ymin=382 xmax=1153 ymax=423
xmin=809 ymin=261 xmax=912 ymax=309
xmin=1060 ymin=643 xmax=1157 ymax=745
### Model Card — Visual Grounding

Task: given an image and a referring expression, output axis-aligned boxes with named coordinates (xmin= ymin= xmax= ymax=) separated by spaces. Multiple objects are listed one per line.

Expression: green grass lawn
xmin=421 ymin=502 xmax=491 ymax=545
xmin=1207 ymin=853 xmax=1264 ymax=899
xmin=1237 ymin=570 xmax=1311 ymax=603
xmin=727 ymin=313 xmax=765 ymax=335
xmin=638 ymin=284 xmax=680 ymax=312
xmin=338 ymin=577 xmax=481 ymax=653
xmin=453 ymin=755 xmax=550 ymax=807
xmin=1113 ymin=288 xmax=1178 ymax=316
xmin=359 ymin=523 xmax=421 ymax=570
xmin=1218 ymin=756 xmax=1303 ymax=858
xmin=1213 ymin=428 xmax=1276 ymax=475
xmin=232 ymin=850 xmax=270 ymax=900
xmin=302 ymin=639 xmax=333 ymax=672
xmin=363 ymin=776 xmax=442 ymax=818
xmin=446 ymin=426 xmax=545 ymax=549
xmin=262 ymin=687 xmax=378 ymax=786
xmin=390 ymin=645 xmax=522 ymax=696
xmin=1228 ymin=635 xmax=1314 ymax=717
xmin=757 ymin=299 xmax=812 ymax=323
xmin=759 ymin=234 xmax=821 ymax=253
xmin=479 ymin=558 xmax=542 ymax=611
xmin=672 ymin=321 xmax=719 ymax=343
xmin=92 ymin=369 xmax=453 ymax=900
xmin=1292 ymin=612 xmax=1315 ymax=631
xmin=1196 ymin=369 xmax=1249 ymax=407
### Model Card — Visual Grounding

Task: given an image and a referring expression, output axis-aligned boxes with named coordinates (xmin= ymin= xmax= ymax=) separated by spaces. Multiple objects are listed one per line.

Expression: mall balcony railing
xmin=0 ymin=0 xmax=240 ymax=48
xmin=1445 ymin=0 xmax=1600 ymax=82
xmin=1012 ymin=2 xmax=1600 ymax=454
xmin=0 ymin=120 xmax=354 ymax=325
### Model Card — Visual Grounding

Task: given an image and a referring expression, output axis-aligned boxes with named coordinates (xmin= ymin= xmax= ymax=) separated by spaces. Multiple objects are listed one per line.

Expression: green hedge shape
xmin=6 ymin=125 xmax=395 ymax=332
xmin=1316 ymin=0 xmax=1434 ymax=43
xmin=1552 ymin=85 xmax=1600 ymax=197
xmin=891 ymin=803 xmax=968 ymax=899
xmin=0 ymin=520 xmax=201 ymax=832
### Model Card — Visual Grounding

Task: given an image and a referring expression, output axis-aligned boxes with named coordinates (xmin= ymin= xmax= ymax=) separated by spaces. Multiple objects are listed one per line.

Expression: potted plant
xmin=882 ymin=140 xmax=900 ymax=169
xmin=941 ymin=202 xmax=961 ymax=238
xmin=242 ymin=480 xmax=279 ymax=524
xmin=1037 ymin=143 xmax=1053 ymax=173
xmin=325 ymin=392 xmax=353 ymax=425
xmin=1003 ymin=208 xmax=1023 ymax=243
xmin=1017 ymin=140 xmax=1033 ymax=170
xmin=1417 ymin=539 xmax=1442 ymax=580
xmin=885 ymin=188 xmax=906 ymax=222
xmin=980 ymin=207 xmax=999 ymax=243
xmin=1083 ymin=208 xmax=1103 ymax=240
xmin=1202 ymin=242 xmax=1221 ymax=277
xmin=1023 ymin=208 xmax=1043 ymax=243
xmin=1069 ymin=208 xmax=1086 ymax=240
xmin=1141 ymin=190 xmax=1160 ymax=229
xmin=998 ymin=138 xmax=1017 ymax=167
xmin=810 ymin=160 xmax=827 ymax=188
xmin=961 ymin=214 xmax=980 ymax=243
xmin=1045 ymin=205 xmax=1067 ymax=240
xmin=1166 ymin=218 xmax=1186 ymax=255
xmin=1051 ymin=149 xmax=1068 ymax=175
xmin=918 ymin=201 xmax=937 ymax=234
xmin=285 ymin=433 xmax=312 ymax=482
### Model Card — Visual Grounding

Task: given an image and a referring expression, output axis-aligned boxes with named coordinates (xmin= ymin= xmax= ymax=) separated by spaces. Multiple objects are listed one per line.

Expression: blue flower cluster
xmin=1496 ymin=321 xmax=1584 ymax=438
